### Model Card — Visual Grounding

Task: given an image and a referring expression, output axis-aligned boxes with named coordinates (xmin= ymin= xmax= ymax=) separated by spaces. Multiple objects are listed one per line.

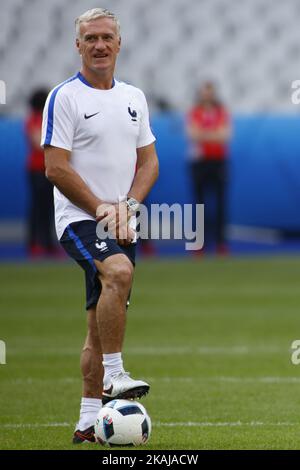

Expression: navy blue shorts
xmin=60 ymin=220 xmax=136 ymax=310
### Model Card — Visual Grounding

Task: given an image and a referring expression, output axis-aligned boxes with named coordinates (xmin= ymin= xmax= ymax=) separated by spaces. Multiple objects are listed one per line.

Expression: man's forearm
xmin=188 ymin=124 xmax=230 ymax=143
xmin=46 ymin=164 xmax=102 ymax=218
xmin=128 ymin=156 xmax=159 ymax=203
xmin=201 ymin=128 xmax=230 ymax=143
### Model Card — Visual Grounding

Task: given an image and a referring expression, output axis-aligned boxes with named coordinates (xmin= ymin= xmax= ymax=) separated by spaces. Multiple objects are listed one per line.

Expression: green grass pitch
xmin=1 ymin=257 xmax=300 ymax=449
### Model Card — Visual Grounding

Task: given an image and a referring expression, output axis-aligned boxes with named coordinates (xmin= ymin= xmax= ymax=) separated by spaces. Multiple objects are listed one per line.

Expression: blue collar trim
xmin=77 ymin=72 xmax=115 ymax=89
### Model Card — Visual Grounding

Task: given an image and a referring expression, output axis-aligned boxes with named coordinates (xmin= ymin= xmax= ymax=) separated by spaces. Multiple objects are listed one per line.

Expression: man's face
xmin=200 ymin=84 xmax=215 ymax=104
xmin=76 ymin=17 xmax=121 ymax=73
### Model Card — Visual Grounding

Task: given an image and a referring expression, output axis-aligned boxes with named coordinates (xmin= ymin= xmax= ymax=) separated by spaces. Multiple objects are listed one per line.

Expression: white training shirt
xmin=41 ymin=72 xmax=155 ymax=240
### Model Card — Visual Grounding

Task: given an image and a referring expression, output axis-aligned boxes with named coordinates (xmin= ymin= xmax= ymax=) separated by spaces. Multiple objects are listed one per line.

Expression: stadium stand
xmin=1 ymin=0 xmax=300 ymax=258
xmin=1 ymin=0 xmax=299 ymax=114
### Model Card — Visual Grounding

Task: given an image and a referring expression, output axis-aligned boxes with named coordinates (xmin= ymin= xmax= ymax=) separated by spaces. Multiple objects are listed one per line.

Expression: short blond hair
xmin=75 ymin=8 xmax=121 ymax=38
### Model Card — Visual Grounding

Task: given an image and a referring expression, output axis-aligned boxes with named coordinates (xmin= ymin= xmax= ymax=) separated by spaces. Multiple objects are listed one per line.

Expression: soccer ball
xmin=94 ymin=399 xmax=151 ymax=446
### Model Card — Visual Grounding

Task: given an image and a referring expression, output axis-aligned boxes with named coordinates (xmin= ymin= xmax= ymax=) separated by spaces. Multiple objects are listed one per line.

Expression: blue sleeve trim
xmin=43 ymin=75 xmax=78 ymax=146
xmin=44 ymin=86 xmax=60 ymax=145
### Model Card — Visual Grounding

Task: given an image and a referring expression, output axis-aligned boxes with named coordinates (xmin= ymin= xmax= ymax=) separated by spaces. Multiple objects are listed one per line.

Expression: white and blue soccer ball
xmin=94 ymin=399 xmax=151 ymax=446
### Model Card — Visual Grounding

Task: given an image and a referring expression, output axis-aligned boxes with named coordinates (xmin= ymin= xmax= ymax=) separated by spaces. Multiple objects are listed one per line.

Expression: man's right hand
xmin=96 ymin=202 xmax=135 ymax=246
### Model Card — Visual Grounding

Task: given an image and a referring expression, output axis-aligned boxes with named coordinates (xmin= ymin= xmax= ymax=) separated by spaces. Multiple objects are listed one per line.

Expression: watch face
xmin=127 ymin=198 xmax=139 ymax=212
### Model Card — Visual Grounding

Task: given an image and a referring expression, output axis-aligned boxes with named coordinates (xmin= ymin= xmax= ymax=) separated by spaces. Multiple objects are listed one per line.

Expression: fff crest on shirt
xmin=128 ymin=103 xmax=138 ymax=125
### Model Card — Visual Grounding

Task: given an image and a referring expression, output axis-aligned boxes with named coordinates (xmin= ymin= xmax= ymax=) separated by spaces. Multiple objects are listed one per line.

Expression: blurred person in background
xmin=186 ymin=81 xmax=231 ymax=255
xmin=25 ymin=88 xmax=56 ymax=257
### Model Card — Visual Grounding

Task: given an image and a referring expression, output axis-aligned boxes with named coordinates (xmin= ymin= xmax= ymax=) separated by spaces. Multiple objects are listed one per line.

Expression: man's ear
xmin=117 ymin=36 xmax=121 ymax=52
xmin=76 ymin=38 xmax=81 ymax=55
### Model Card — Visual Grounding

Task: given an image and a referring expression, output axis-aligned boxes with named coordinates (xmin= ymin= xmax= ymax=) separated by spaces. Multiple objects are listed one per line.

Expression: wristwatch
xmin=126 ymin=197 xmax=140 ymax=214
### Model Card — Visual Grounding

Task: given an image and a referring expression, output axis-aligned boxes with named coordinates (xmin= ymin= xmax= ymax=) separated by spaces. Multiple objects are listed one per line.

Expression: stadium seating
xmin=0 ymin=0 xmax=298 ymax=113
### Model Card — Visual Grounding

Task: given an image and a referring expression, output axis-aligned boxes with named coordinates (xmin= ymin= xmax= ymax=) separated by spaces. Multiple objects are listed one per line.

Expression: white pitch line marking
xmin=3 ymin=376 xmax=300 ymax=385
xmin=155 ymin=421 xmax=299 ymax=427
xmin=7 ymin=345 xmax=288 ymax=356
xmin=2 ymin=423 xmax=71 ymax=429
xmin=2 ymin=421 xmax=299 ymax=429
xmin=151 ymin=376 xmax=300 ymax=384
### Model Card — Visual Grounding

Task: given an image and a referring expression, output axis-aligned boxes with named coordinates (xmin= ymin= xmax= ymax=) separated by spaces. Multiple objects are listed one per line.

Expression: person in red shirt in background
xmin=187 ymin=81 xmax=231 ymax=255
xmin=26 ymin=88 xmax=56 ymax=257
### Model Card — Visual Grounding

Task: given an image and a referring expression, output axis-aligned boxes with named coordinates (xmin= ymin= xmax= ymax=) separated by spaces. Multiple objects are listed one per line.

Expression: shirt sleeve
xmin=41 ymin=88 xmax=75 ymax=151
xmin=136 ymin=91 xmax=156 ymax=149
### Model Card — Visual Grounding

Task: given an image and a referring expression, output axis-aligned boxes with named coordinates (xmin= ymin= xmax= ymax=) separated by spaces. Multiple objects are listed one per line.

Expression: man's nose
xmin=94 ymin=38 xmax=106 ymax=50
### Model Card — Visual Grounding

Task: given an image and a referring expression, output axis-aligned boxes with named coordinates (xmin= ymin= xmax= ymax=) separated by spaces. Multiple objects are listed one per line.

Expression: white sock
xmin=77 ymin=397 xmax=102 ymax=431
xmin=102 ymin=352 xmax=124 ymax=386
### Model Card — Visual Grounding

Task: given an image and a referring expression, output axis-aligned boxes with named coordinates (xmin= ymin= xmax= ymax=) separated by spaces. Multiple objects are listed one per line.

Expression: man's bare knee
xmin=104 ymin=263 xmax=133 ymax=289
xmin=94 ymin=256 xmax=133 ymax=292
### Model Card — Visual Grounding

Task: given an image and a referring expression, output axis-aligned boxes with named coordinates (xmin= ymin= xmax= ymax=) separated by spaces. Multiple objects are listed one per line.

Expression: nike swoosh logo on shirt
xmin=84 ymin=112 xmax=100 ymax=119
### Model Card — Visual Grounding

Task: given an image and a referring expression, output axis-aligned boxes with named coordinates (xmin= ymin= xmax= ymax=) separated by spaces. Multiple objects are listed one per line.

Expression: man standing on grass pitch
xmin=41 ymin=8 xmax=159 ymax=444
